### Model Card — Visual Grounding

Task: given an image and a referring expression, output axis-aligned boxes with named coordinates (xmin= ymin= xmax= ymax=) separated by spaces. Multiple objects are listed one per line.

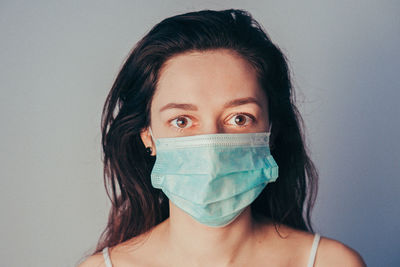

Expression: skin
xmin=80 ymin=49 xmax=366 ymax=267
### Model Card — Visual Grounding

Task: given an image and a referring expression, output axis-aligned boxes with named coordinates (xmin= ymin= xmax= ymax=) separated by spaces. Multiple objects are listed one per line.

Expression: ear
xmin=140 ymin=127 xmax=156 ymax=155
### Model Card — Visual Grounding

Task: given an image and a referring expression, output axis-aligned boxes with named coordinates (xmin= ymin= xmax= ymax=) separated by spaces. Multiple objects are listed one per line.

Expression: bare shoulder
xmin=257 ymin=222 xmax=366 ymax=267
xmin=77 ymin=242 xmax=147 ymax=267
xmin=81 ymin=224 xmax=165 ymax=267
xmin=77 ymin=253 xmax=106 ymax=267
xmin=315 ymin=236 xmax=367 ymax=267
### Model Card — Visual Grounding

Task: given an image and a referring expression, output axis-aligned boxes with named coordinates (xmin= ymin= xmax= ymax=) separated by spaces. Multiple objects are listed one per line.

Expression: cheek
xmin=259 ymin=98 xmax=270 ymax=125
xmin=257 ymin=109 xmax=270 ymax=130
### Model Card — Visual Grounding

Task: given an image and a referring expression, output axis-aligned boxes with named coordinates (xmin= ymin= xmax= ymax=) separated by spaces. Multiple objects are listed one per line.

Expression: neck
xmin=166 ymin=202 xmax=256 ymax=266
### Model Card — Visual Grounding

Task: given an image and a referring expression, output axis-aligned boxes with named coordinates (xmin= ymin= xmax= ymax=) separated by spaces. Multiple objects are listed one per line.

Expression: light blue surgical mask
xmin=149 ymin=128 xmax=279 ymax=227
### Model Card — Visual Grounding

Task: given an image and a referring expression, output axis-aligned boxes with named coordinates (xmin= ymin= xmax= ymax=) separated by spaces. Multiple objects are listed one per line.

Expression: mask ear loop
xmin=268 ymin=122 xmax=273 ymax=133
xmin=145 ymin=127 xmax=156 ymax=156
xmin=148 ymin=126 xmax=156 ymax=144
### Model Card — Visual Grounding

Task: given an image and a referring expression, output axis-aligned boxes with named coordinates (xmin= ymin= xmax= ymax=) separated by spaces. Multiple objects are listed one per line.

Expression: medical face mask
xmin=149 ymin=128 xmax=279 ymax=227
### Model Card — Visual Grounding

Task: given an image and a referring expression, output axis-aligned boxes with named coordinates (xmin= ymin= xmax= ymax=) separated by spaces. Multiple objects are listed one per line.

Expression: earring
xmin=145 ymin=147 xmax=153 ymax=155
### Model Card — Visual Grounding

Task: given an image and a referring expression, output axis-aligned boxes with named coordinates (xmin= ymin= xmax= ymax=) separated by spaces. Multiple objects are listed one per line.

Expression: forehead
xmin=153 ymin=49 xmax=266 ymax=109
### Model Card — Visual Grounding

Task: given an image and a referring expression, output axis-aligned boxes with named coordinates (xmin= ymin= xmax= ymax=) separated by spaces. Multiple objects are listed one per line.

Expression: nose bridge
xmin=205 ymin=121 xmax=224 ymax=134
xmin=200 ymin=110 xmax=225 ymax=135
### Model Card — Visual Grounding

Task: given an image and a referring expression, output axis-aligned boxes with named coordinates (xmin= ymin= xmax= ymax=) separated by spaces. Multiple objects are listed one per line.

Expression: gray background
xmin=1 ymin=0 xmax=399 ymax=266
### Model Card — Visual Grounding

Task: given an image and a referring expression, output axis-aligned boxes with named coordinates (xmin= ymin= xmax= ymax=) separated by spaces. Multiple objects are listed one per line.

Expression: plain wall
xmin=0 ymin=1 xmax=399 ymax=266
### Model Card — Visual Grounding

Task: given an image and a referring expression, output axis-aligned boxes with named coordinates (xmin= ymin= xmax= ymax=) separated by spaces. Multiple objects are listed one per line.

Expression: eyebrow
xmin=222 ymin=97 xmax=262 ymax=109
xmin=159 ymin=97 xmax=262 ymax=112
xmin=159 ymin=103 xmax=198 ymax=112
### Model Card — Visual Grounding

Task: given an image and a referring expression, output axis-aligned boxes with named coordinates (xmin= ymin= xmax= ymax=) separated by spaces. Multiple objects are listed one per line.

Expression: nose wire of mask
xmin=149 ymin=129 xmax=279 ymax=227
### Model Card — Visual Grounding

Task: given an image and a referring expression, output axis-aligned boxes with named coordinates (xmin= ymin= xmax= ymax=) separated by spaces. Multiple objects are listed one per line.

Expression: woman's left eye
xmin=227 ymin=114 xmax=254 ymax=127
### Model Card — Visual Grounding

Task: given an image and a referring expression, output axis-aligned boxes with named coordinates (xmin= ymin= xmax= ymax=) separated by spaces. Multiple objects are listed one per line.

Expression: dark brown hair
xmin=95 ymin=8 xmax=318 ymax=254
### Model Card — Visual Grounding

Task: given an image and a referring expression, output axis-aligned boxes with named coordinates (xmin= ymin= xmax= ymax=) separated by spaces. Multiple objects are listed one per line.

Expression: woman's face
xmin=141 ymin=49 xmax=269 ymax=151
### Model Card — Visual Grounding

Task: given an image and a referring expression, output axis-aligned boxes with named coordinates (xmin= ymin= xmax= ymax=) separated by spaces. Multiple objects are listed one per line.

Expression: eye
xmin=227 ymin=113 xmax=254 ymax=127
xmin=170 ymin=116 xmax=193 ymax=129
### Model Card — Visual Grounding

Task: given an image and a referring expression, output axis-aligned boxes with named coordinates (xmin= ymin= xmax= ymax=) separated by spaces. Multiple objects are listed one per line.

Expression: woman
xmin=80 ymin=9 xmax=366 ymax=266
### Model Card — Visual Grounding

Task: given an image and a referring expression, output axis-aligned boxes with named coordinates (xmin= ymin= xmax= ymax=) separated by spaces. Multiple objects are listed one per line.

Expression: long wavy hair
xmin=94 ymin=8 xmax=318 ymax=254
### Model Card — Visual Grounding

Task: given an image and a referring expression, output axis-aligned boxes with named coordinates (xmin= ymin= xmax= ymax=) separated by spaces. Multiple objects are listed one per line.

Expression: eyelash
xmin=168 ymin=115 xmax=194 ymax=132
xmin=168 ymin=113 xmax=256 ymax=131
xmin=226 ymin=113 xmax=255 ymax=127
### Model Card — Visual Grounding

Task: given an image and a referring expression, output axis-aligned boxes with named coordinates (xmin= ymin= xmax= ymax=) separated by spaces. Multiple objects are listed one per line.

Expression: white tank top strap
xmin=102 ymin=247 xmax=113 ymax=267
xmin=306 ymin=233 xmax=321 ymax=267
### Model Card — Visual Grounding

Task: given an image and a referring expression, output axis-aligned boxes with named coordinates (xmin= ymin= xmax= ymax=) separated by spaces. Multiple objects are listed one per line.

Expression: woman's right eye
xmin=170 ymin=116 xmax=193 ymax=129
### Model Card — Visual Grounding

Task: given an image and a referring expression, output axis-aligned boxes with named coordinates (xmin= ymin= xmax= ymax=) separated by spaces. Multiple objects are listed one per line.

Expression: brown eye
xmin=226 ymin=113 xmax=254 ymax=127
xmin=234 ymin=114 xmax=247 ymax=125
xmin=176 ymin=117 xmax=188 ymax=127
xmin=171 ymin=116 xmax=192 ymax=129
